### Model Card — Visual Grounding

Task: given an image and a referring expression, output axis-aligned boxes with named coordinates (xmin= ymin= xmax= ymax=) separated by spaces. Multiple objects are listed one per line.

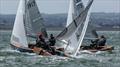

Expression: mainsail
xmin=73 ymin=0 xmax=85 ymax=17
xmin=57 ymin=0 xmax=94 ymax=55
xmin=66 ymin=0 xmax=84 ymax=27
xmin=25 ymin=0 xmax=48 ymax=38
xmin=11 ymin=0 xmax=48 ymax=48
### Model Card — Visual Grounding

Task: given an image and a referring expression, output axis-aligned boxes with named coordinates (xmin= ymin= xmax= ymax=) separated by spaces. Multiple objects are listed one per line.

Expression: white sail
xmin=66 ymin=0 xmax=84 ymax=27
xmin=64 ymin=0 xmax=85 ymax=51
xmin=73 ymin=0 xmax=84 ymax=17
xmin=57 ymin=0 xmax=85 ymax=41
xmin=57 ymin=4 xmax=88 ymax=41
xmin=73 ymin=0 xmax=94 ymax=56
xmin=66 ymin=0 xmax=74 ymax=27
xmin=73 ymin=8 xmax=91 ymax=56
xmin=11 ymin=0 xmax=28 ymax=47
xmin=57 ymin=0 xmax=94 ymax=55
xmin=25 ymin=0 xmax=48 ymax=38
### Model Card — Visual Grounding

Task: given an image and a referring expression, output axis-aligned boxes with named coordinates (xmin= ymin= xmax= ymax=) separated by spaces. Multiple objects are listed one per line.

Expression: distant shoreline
xmin=0 ymin=13 xmax=120 ymax=31
xmin=0 ymin=28 xmax=120 ymax=31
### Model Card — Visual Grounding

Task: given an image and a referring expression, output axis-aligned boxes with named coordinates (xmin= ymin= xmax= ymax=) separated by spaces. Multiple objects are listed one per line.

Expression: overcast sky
xmin=0 ymin=0 xmax=120 ymax=14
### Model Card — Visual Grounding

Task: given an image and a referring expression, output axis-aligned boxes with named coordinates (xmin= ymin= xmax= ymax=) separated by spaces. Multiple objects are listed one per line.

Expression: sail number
xmin=28 ymin=1 xmax=35 ymax=9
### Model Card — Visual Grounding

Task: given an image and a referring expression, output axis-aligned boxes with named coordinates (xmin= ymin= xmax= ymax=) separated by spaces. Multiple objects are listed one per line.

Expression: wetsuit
xmin=90 ymin=38 xmax=99 ymax=48
xmin=49 ymin=37 xmax=56 ymax=46
xmin=97 ymin=38 xmax=106 ymax=46
xmin=36 ymin=37 xmax=46 ymax=48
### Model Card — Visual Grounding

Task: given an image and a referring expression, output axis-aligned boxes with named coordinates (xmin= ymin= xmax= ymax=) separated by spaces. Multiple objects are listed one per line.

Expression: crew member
xmin=90 ymin=38 xmax=99 ymax=48
xmin=36 ymin=34 xmax=54 ymax=53
xmin=97 ymin=35 xmax=106 ymax=46
xmin=36 ymin=34 xmax=46 ymax=48
xmin=49 ymin=34 xmax=56 ymax=46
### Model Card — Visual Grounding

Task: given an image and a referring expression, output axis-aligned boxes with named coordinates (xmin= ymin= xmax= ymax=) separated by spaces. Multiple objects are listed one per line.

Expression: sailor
xmin=47 ymin=34 xmax=68 ymax=56
xmin=49 ymin=34 xmax=56 ymax=46
xmin=90 ymin=38 xmax=99 ymax=48
xmin=97 ymin=35 xmax=106 ymax=46
xmin=36 ymin=34 xmax=53 ymax=53
xmin=36 ymin=34 xmax=46 ymax=48
xmin=45 ymin=34 xmax=56 ymax=55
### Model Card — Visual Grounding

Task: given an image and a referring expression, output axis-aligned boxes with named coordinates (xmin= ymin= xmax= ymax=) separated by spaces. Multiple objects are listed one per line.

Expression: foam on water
xmin=0 ymin=48 xmax=20 ymax=53
xmin=0 ymin=31 xmax=120 ymax=67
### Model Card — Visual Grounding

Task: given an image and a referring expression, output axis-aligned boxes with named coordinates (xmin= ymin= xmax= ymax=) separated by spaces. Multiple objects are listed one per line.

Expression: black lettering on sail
xmin=76 ymin=0 xmax=81 ymax=2
xmin=27 ymin=1 xmax=35 ymax=9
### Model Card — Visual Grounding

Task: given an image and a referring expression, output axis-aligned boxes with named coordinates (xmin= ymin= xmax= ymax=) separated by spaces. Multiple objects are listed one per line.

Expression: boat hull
xmin=10 ymin=44 xmax=34 ymax=53
xmin=80 ymin=45 xmax=114 ymax=53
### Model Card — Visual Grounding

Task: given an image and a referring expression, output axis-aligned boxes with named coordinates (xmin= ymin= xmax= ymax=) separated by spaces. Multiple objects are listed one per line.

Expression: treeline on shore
xmin=0 ymin=12 xmax=120 ymax=31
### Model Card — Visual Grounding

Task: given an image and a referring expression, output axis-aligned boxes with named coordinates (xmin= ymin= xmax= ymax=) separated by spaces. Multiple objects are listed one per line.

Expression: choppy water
xmin=0 ymin=30 xmax=120 ymax=67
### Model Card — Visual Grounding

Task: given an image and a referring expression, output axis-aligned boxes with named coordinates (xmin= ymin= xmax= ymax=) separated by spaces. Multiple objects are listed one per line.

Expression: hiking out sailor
xmin=97 ymin=35 xmax=106 ymax=46
xmin=49 ymin=34 xmax=56 ymax=46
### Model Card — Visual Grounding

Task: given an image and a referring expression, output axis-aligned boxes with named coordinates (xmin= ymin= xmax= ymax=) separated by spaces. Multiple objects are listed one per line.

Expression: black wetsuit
xmin=90 ymin=38 xmax=99 ymax=48
xmin=97 ymin=38 xmax=106 ymax=46
xmin=36 ymin=38 xmax=46 ymax=48
xmin=49 ymin=37 xmax=56 ymax=46
xmin=36 ymin=38 xmax=53 ymax=52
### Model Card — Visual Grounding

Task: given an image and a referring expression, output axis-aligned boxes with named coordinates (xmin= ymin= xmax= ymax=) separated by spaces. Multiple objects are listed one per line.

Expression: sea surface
xmin=0 ymin=30 xmax=120 ymax=67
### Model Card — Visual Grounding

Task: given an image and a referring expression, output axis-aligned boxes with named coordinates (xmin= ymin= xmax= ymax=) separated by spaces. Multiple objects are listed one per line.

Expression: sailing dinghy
xmin=57 ymin=0 xmax=94 ymax=56
xmin=10 ymin=0 xmax=50 ymax=55
xmin=81 ymin=23 xmax=114 ymax=53
xmin=57 ymin=0 xmax=113 ymax=55
xmin=10 ymin=0 xmax=68 ymax=56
